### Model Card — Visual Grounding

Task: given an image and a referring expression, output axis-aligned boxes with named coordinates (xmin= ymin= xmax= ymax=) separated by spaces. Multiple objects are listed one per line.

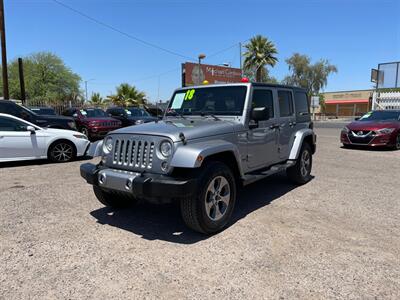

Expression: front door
xmin=276 ymin=89 xmax=296 ymax=160
xmin=246 ymin=88 xmax=280 ymax=170
xmin=0 ymin=116 xmax=46 ymax=160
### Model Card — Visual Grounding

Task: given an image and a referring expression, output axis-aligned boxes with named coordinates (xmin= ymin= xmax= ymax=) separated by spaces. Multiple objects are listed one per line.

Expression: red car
xmin=63 ymin=108 xmax=121 ymax=140
xmin=341 ymin=110 xmax=400 ymax=150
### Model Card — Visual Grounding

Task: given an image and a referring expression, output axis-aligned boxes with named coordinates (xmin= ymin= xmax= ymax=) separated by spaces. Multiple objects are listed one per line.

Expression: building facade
xmin=321 ymin=89 xmax=373 ymax=117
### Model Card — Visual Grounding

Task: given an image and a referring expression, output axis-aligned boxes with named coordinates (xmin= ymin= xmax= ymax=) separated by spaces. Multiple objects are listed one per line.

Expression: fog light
xmin=98 ymin=173 xmax=106 ymax=185
xmin=161 ymin=161 xmax=168 ymax=171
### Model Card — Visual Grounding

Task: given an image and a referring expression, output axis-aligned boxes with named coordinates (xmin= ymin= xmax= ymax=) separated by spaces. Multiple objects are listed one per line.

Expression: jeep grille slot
xmin=112 ymin=137 xmax=154 ymax=169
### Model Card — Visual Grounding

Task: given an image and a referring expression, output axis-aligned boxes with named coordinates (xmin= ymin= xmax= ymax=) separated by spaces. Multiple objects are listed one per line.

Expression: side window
xmin=0 ymin=103 xmax=20 ymax=116
xmin=278 ymin=90 xmax=294 ymax=117
xmin=252 ymin=89 xmax=274 ymax=118
xmin=0 ymin=117 xmax=28 ymax=131
xmin=294 ymin=92 xmax=309 ymax=115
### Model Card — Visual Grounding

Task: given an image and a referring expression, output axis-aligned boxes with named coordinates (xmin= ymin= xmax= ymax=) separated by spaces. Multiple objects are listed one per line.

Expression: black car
xmin=106 ymin=107 xmax=158 ymax=127
xmin=28 ymin=106 xmax=57 ymax=116
xmin=0 ymin=100 xmax=77 ymax=130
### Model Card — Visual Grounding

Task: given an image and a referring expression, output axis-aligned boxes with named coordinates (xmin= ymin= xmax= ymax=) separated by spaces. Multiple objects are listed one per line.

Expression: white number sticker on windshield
xmin=171 ymin=93 xmax=185 ymax=109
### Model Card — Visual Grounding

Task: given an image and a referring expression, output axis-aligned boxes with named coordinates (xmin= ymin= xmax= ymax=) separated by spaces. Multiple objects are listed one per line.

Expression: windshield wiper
xmin=200 ymin=112 xmax=220 ymax=121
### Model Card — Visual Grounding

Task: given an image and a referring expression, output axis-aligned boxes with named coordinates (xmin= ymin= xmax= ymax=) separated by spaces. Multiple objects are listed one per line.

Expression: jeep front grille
xmin=112 ymin=138 xmax=155 ymax=169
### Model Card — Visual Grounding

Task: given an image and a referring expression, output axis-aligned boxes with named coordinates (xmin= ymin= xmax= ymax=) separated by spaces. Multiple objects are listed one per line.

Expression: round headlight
xmin=103 ymin=136 xmax=113 ymax=154
xmin=160 ymin=141 xmax=172 ymax=157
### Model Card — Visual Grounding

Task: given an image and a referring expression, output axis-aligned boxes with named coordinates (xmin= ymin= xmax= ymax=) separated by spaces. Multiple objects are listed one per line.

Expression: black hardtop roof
xmin=251 ymin=82 xmax=307 ymax=92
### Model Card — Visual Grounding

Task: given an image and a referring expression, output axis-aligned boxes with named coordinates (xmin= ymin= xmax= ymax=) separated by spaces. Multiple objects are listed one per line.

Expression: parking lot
xmin=0 ymin=123 xmax=399 ymax=299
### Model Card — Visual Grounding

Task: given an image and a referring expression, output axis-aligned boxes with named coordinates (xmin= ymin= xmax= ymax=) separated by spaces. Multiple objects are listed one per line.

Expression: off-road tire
xmin=93 ymin=186 xmax=138 ymax=208
xmin=287 ymin=142 xmax=313 ymax=185
xmin=80 ymin=127 xmax=90 ymax=138
xmin=180 ymin=161 xmax=236 ymax=234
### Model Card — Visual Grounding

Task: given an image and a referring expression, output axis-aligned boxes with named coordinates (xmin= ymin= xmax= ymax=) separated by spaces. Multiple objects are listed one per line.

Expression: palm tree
xmin=243 ymin=35 xmax=278 ymax=82
xmin=89 ymin=92 xmax=103 ymax=107
xmin=107 ymin=83 xmax=146 ymax=107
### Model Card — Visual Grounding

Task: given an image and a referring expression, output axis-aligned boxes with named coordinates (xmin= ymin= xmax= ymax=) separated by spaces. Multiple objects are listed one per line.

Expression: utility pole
xmin=0 ymin=0 xmax=9 ymax=99
xmin=18 ymin=58 xmax=26 ymax=104
xmin=85 ymin=81 xmax=88 ymax=102
xmin=239 ymin=42 xmax=242 ymax=76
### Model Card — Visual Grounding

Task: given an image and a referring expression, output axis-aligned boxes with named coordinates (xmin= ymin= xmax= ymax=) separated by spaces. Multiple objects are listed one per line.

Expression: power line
xmin=51 ymin=0 xmax=196 ymax=61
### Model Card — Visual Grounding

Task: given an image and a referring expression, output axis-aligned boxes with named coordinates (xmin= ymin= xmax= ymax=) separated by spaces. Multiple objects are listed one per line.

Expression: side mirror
xmin=26 ymin=125 xmax=36 ymax=134
xmin=72 ymin=113 xmax=78 ymax=118
xmin=251 ymin=107 xmax=270 ymax=121
xmin=355 ymin=117 xmax=360 ymax=121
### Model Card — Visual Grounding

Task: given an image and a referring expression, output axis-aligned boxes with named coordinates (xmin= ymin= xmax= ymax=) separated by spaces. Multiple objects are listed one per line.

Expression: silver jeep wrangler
xmin=80 ymin=83 xmax=316 ymax=234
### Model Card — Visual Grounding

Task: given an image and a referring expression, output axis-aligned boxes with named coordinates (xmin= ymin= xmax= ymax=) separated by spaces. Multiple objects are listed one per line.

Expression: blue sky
xmin=6 ymin=0 xmax=400 ymax=102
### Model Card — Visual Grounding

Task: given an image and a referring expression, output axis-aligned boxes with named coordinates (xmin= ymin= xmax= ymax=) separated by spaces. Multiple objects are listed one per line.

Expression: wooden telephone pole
xmin=0 ymin=0 xmax=9 ymax=99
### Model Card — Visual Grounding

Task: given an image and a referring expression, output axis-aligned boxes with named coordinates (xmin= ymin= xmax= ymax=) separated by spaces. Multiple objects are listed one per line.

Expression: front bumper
xmin=80 ymin=163 xmax=197 ymax=203
xmin=341 ymin=132 xmax=395 ymax=147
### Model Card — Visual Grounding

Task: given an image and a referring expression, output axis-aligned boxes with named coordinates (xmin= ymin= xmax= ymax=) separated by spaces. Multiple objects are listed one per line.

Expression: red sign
xmin=182 ymin=62 xmax=242 ymax=86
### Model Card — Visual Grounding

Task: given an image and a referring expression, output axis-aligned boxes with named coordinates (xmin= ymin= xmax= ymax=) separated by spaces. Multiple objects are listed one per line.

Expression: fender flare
xmin=170 ymin=140 xmax=243 ymax=174
xmin=288 ymin=129 xmax=316 ymax=160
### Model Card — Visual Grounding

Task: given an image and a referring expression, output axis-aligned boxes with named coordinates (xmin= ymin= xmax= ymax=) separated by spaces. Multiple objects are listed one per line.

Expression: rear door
xmin=276 ymin=89 xmax=296 ymax=160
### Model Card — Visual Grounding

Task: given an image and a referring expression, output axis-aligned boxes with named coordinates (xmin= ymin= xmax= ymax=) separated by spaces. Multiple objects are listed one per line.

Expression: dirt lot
xmin=1 ymin=125 xmax=399 ymax=299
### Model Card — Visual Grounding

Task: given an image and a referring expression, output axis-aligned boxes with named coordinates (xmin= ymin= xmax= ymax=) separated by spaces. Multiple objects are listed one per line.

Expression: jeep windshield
xmin=82 ymin=108 xmax=107 ymax=118
xmin=166 ymin=86 xmax=247 ymax=116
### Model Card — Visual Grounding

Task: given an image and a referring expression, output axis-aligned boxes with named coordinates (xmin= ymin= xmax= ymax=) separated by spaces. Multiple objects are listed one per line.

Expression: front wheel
xmin=80 ymin=127 xmax=90 ymax=138
xmin=180 ymin=161 xmax=236 ymax=234
xmin=393 ymin=133 xmax=400 ymax=150
xmin=286 ymin=143 xmax=313 ymax=184
xmin=93 ymin=186 xmax=138 ymax=208
xmin=48 ymin=141 xmax=76 ymax=163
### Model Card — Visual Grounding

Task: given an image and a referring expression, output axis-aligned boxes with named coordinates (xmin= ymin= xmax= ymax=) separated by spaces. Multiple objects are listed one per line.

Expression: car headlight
xmin=377 ymin=128 xmax=395 ymax=135
xmin=160 ymin=141 xmax=172 ymax=157
xmin=67 ymin=121 xmax=77 ymax=130
xmin=103 ymin=136 xmax=113 ymax=154
xmin=342 ymin=126 xmax=350 ymax=133
xmin=73 ymin=134 xmax=88 ymax=140
xmin=135 ymin=120 xmax=144 ymax=125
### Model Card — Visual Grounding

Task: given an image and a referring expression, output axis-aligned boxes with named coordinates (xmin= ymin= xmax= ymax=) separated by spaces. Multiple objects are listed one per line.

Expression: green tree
xmin=107 ymin=83 xmax=146 ymax=107
xmin=1 ymin=52 xmax=81 ymax=102
xmin=243 ymin=35 xmax=278 ymax=82
xmin=89 ymin=92 xmax=104 ymax=106
xmin=283 ymin=53 xmax=337 ymax=96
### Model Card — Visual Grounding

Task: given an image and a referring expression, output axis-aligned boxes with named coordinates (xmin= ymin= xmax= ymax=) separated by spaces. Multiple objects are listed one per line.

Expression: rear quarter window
xmin=294 ymin=91 xmax=311 ymax=122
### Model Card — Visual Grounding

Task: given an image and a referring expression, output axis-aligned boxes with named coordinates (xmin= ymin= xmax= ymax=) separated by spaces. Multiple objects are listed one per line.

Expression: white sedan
xmin=0 ymin=113 xmax=90 ymax=163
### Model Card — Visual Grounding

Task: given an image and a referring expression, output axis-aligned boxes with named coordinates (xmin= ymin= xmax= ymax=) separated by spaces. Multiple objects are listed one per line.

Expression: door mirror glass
xmin=251 ymin=107 xmax=270 ymax=121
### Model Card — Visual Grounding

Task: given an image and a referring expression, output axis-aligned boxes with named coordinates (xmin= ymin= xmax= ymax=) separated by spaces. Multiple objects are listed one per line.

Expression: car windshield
xmin=127 ymin=108 xmax=150 ymax=117
xmin=82 ymin=108 xmax=107 ymax=118
xmin=359 ymin=111 xmax=400 ymax=121
xmin=166 ymin=86 xmax=247 ymax=116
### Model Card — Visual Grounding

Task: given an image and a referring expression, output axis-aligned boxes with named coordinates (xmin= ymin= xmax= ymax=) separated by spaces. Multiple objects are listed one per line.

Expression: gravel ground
xmin=0 ymin=125 xmax=399 ymax=299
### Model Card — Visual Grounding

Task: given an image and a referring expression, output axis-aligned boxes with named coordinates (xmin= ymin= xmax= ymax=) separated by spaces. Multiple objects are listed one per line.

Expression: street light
xmin=84 ymin=78 xmax=95 ymax=102
xmin=197 ymin=53 xmax=206 ymax=85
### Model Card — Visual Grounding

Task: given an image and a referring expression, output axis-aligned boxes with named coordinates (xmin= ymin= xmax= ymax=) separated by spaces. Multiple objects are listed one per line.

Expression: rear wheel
xmin=48 ymin=140 xmax=76 ymax=163
xmin=93 ymin=186 xmax=138 ymax=208
xmin=287 ymin=143 xmax=312 ymax=184
xmin=180 ymin=161 xmax=236 ymax=234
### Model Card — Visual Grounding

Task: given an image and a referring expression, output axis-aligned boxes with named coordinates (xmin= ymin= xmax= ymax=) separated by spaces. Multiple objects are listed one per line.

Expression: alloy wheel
xmin=396 ymin=134 xmax=400 ymax=150
xmin=300 ymin=149 xmax=311 ymax=178
xmin=52 ymin=143 xmax=73 ymax=162
xmin=205 ymin=176 xmax=231 ymax=221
